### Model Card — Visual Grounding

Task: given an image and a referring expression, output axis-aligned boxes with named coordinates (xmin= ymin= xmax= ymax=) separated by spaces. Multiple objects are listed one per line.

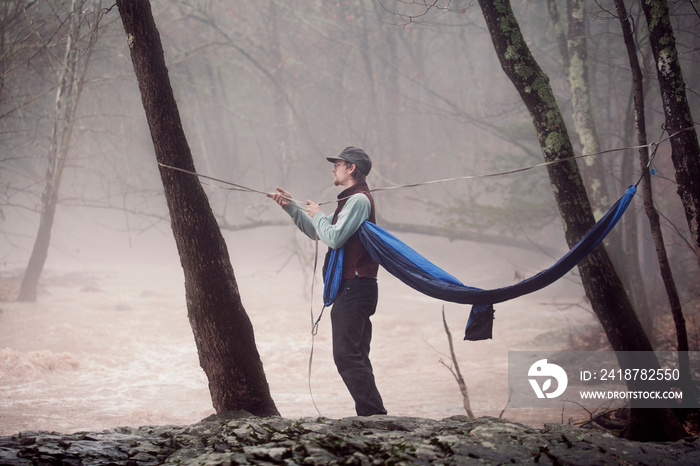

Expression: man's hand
xmin=268 ymin=187 xmax=292 ymax=207
xmin=306 ymin=200 xmax=321 ymax=217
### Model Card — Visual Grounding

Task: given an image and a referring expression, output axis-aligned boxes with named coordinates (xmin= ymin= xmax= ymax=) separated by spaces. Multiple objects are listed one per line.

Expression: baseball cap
xmin=326 ymin=146 xmax=372 ymax=176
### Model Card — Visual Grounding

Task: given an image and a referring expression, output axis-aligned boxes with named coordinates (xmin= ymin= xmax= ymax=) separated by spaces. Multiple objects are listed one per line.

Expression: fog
xmin=1 ymin=1 xmax=698 ymax=434
xmin=2 ymin=221 xmax=599 ymax=434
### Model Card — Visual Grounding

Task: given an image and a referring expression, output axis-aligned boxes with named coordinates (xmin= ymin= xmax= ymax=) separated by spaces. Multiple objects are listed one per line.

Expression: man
xmin=269 ymin=146 xmax=386 ymax=416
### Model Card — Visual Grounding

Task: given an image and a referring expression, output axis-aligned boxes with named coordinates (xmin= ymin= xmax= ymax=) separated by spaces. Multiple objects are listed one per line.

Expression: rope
xmin=634 ymin=133 xmax=663 ymax=188
xmin=157 ymin=128 xmax=689 ymax=208
xmin=158 ymin=162 xmax=274 ymax=196
xmin=307 ymin=236 xmax=325 ymax=417
xmin=344 ymin=127 xmax=688 ymax=203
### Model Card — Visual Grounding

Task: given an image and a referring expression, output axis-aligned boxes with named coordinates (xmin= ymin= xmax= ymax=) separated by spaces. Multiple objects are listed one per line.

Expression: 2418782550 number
xmin=599 ymin=368 xmax=680 ymax=381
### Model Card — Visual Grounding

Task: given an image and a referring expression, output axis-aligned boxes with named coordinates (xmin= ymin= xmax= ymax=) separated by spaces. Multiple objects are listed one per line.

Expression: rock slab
xmin=1 ymin=415 xmax=699 ymax=465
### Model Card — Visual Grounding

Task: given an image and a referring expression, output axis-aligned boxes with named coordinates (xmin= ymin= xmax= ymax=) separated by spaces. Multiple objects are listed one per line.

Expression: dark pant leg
xmin=331 ymin=278 xmax=386 ymax=416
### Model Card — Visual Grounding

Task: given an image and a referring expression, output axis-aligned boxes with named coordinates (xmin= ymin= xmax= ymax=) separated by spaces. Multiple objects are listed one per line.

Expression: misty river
xmin=1 ymin=225 xmax=596 ymax=435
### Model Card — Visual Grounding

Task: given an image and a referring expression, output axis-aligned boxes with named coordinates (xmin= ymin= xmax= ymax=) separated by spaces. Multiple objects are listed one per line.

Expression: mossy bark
xmin=566 ymin=0 xmax=609 ymax=213
xmin=641 ymin=0 xmax=700 ymax=268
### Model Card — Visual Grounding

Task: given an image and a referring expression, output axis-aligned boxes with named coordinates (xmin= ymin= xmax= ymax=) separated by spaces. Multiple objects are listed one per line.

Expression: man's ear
xmin=349 ymin=163 xmax=357 ymax=174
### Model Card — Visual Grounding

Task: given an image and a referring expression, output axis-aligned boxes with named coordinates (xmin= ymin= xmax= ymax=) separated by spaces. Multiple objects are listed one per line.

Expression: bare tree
xmin=116 ymin=0 xmax=278 ymax=416
xmin=17 ymin=0 xmax=96 ymax=302
xmin=439 ymin=307 xmax=474 ymax=419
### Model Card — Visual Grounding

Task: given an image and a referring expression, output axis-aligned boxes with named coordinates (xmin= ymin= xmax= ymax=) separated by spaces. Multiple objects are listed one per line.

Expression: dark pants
xmin=331 ymin=277 xmax=387 ymax=416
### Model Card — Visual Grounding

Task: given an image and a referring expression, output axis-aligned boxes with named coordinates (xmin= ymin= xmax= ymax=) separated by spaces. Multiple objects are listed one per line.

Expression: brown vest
xmin=329 ymin=182 xmax=379 ymax=280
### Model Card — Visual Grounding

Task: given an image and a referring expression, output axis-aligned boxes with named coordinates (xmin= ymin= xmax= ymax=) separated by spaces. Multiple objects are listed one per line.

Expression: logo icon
xmin=528 ymin=359 xmax=568 ymax=399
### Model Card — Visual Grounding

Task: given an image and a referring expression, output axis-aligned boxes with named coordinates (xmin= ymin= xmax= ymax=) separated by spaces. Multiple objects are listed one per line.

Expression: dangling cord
xmin=308 ymin=236 xmax=325 ymax=417
xmin=633 ymin=129 xmax=664 ymax=188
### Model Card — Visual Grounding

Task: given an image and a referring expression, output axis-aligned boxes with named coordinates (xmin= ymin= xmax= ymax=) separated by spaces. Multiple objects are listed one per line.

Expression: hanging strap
xmin=322 ymin=247 xmax=344 ymax=307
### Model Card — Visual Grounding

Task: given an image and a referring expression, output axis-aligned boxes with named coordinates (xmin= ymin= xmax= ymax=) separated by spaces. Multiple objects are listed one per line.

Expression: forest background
xmin=1 ymin=0 xmax=699 ymax=435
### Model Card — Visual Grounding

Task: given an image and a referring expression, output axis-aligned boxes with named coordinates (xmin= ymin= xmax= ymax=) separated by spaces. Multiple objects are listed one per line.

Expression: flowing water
xmin=0 ymin=227 xmax=596 ymax=435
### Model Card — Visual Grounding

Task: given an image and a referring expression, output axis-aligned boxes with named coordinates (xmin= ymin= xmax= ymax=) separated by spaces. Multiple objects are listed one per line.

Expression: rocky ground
xmin=1 ymin=414 xmax=699 ymax=465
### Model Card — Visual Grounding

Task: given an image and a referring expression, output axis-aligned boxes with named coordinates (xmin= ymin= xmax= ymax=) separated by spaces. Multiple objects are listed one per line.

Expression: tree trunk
xmin=566 ymin=0 xmax=609 ymax=212
xmin=619 ymin=96 xmax=654 ymax=336
xmin=18 ymin=0 xmax=87 ymax=302
xmin=545 ymin=0 xmax=569 ymax=71
xmin=116 ymin=0 xmax=278 ymax=417
xmin=565 ymin=0 xmax=653 ymax=334
xmin=614 ymin=0 xmax=692 ymax=401
xmin=477 ymin=0 xmax=686 ymax=441
xmin=640 ymin=0 xmax=700 ymax=268
xmin=17 ymin=195 xmax=58 ymax=302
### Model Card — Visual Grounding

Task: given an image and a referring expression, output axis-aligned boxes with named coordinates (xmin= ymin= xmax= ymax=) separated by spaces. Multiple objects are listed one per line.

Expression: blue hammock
xmin=323 ymin=185 xmax=637 ymax=341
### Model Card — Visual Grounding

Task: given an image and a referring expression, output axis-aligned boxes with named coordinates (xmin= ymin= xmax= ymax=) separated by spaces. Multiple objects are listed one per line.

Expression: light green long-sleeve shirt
xmin=283 ymin=194 xmax=371 ymax=249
